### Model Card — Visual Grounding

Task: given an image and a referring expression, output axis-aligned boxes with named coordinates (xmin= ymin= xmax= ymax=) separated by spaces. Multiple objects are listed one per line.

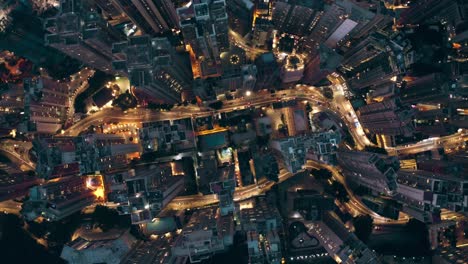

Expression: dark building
xmin=110 ymin=0 xmax=179 ymax=35
xmin=44 ymin=0 xmax=126 ymax=73
xmin=112 ymin=35 xmax=192 ymax=103
xmin=226 ymin=0 xmax=254 ymax=37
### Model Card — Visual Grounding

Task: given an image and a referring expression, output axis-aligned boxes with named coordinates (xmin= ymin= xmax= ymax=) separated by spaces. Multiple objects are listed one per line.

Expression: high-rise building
xmin=307 ymin=4 xmax=347 ymax=47
xmin=61 ymin=230 xmax=137 ymax=264
xmin=21 ymin=77 xmax=71 ymax=134
xmin=401 ymin=73 xmax=450 ymax=105
xmin=323 ymin=18 xmax=358 ymax=49
xmin=341 ymin=32 xmax=387 ymax=70
xmin=357 ymin=98 xmax=415 ymax=137
xmin=226 ymin=0 xmax=254 ymax=37
xmin=397 ymin=0 xmax=464 ymax=27
xmin=110 ymin=0 xmax=179 ymax=34
xmin=34 ymin=135 xmax=140 ymax=179
xmin=21 ymin=176 xmax=95 ymax=221
xmin=280 ymin=54 xmax=305 ymax=85
xmin=93 ymin=0 xmax=122 ymax=19
xmin=106 ymin=165 xmax=184 ymax=224
xmin=172 ymin=208 xmax=234 ymax=263
xmin=252 ymin=17 xmax=273 ymax=48
xmin=271 ymin=2 xmax=318 ymax=36
xmin=302 ymin=44 xmax=343 ymax=85
xmin=347 ymin=52 xmax=398 ymax=91
xmin=337 ymin=149 xmax=399 ymax=196
xmin=254 ymin=52 xmax=279 ymax=89
xmin=395 ymin=169 xmax=468 ymax=223
xmin=44 ymin=0 xmax=125 ymax=73
xmin=113 ymin=35 xmax=191 ymax=103
xmin=177 ymin=0 xmax=229 ymax=78
xmin=271 ymin=131 xmax=341 ymax=173
xmin=309 ymin=211 xmax=380 ymax=264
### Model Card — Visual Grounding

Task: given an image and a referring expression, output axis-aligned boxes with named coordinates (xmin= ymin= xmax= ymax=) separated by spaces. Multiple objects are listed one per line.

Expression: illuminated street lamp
xmin=245 ymin=90 xmax=252 ymax=97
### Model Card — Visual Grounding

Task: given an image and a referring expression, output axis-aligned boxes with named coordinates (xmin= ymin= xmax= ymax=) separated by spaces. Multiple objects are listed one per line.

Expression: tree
xmin=353 ymin=214 xmax=373 ymax=243
xmin=256 ymin=135 xmax=270 ymax=147
xmin=263 ymin=154 xmax=279 ymax=182
xmin=113 ymin=93 xmax=137 ymax=111
xmin=92 ymin=205 xmax=120 ymax=231
xmin=331 ymin=181 xmax=349 ymax=203
xmin=322 ymin=87 xmax=334 ymax=99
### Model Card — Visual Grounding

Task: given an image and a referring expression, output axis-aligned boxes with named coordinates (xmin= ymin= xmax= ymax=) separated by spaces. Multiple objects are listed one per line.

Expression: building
xmin=254 ymin=52 xmax=279 ymax=90
xmin=302 ymin=44 xmax=343 ymax=85
xmin=367 ymin=81 xmax=396 ymax=102
xmin=112 ymin=35 xmax=191 ymax=103
xmin=61 ymin=229 xmax=137 ymax=264
xmin=309 ymin=211 xmax=380 ymax=264
xmin=0 ymin=170 xmax=41 ymax=202
xmin=22 ymin=77 xmax=71 ymax=134
xmin=270 ymin=131 xmax=341 ymax=173
xmin=397 ymin=0 xmax=465 ymax=27
xmin=396 ymin=169 xmax=468 ymax=222
xmin=307 ymin=4 xmax=347 ymax=47
xmin=177 ymin=0 xmax=229 ymax=78
xmin=347 ymin=52 xmax=398 ymax=91
xmin=357 ymin=98 xmax=415 ymax=139
xmin=209 ymin=175 xmax=235 ymax=216
xmin=106 ymin=164 xmax=184 ymax=224
xmin=215 ymin=47 xmax=257 ymax=97
xmin=252 ymin=17 xmax=273 ymax=48
xmin=21 ymin=176 xmax=95 ymax=221
xmin=34 ymin=135 xmax=140 ymax=179
xmin=280 ymin=54 xmax=305 ymax=85
xmin=139 ymin=118 xmax=195 ymax=154
xmin=240 ymin=197 xmax=282 ymax=234
xmin=93 ymin=0 xmax=122 ymax=19
xmin=226 ymin=0 xmax=254 ymax=37
xmin=271 ymin=2 xmax=318 ymax=36
xmin=247 ymin=231 xmax=264 ymax=264
xmin=401 ymin=73 xmax=450 ymax=105
xmin=44 ymin=0 xmax=124 ymax=73
xmin=172 ymin=208 xmax=234 ymax=263
xmin=0 ymin=83 xmax=24 ymax=114
xmin=290 ymin=190 xmax=335 ymax=221
xmin=324 ymin=18 xmax=358 ymax=49
xmin=110 ymin=0 xmax=179 ymax=35
xmin=337 ymin=149 xmax=399 ymax=196
xmin=340 ymin=31 xmax=388 ymax=70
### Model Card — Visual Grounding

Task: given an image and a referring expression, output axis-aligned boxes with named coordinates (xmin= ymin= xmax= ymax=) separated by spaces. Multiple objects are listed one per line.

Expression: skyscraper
xmin=357 ymin=98 xmax=415 ymax=137
xmin=337 ymin=149 xmax=399 ymax=196
xmin=271 ymin=1 xmax=318 ymax=36
xmin=177 ymin=0 xmax=229 ymax=78
xmin=110 ymin=0 xmax=179 ymax=34
xmin=112 ymin=35 xmax=192 ymax=103
xmin=226 ymin=0 xmax=254 ymax=37
xmin=44 ymin=0 xmax=125 ymax=73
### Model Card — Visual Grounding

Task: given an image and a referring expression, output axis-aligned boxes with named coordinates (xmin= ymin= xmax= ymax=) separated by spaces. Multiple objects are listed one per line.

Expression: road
xmin=0 ymin=140 xmax=35 ymax=170
xmin=5 ymin=73 xmax=465 ymax=225
xmin=0 ymin=199 xmax=22 ymax=215
xmin=58 ymin=82 xmax=468 ymax=223
xmin=303 ymin=160 xmax=410 ymax=225
xmin=165 ymin=168 xmax=293 ymax=211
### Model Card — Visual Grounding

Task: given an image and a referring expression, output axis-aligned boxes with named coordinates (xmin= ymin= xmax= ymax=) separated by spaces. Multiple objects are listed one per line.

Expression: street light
xmin=245 ymin=90 xmax=252 ymax=97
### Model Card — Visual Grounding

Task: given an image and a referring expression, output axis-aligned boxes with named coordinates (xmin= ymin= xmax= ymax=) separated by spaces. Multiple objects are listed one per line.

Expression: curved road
xmin=39 ymin=83 xmax=468 ymax=224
